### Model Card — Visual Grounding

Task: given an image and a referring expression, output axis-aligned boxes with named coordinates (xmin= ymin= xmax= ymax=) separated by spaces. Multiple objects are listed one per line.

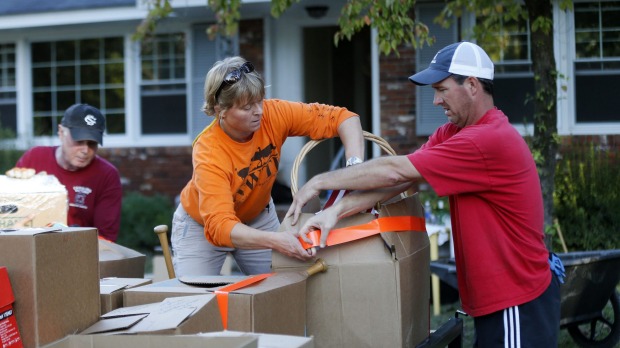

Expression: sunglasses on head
xmin=214 ymin=62 xmax=255 ymax=100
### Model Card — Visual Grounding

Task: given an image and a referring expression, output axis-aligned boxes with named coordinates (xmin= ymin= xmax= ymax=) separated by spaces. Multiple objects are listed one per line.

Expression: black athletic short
xmin=473 ymin=271 xmax=561 ymax=347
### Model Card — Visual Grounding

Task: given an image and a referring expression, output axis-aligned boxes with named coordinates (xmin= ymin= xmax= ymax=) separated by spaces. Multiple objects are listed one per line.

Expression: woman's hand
xmin=271 ymin=231 xmax=317 ymax=261
xmin=298 ymin=208 xmax=339 ymax=248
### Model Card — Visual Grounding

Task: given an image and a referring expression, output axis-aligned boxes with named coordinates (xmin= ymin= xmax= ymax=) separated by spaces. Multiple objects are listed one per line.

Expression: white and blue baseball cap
xmin=409 ymin=41 xmax=494 ymax=86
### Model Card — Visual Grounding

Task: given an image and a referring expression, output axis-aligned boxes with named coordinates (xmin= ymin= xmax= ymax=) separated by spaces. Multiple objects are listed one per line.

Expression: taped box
xmin=0 ymin=266 xmax=22 ymax=348
xmin=123 ymin=272 xmax=307 ymax=336
xmin=99 ymin=239 xmax=146 ymax=278
xmin=0 ymin=228 xmax=100 ymax=348
xmin=0 ymin=174 xmax=67 ymax=229
xmin=100 ymin=278 xmax=152 ymax=314
xmin=272 ymin=193 xmax=431 ymax=348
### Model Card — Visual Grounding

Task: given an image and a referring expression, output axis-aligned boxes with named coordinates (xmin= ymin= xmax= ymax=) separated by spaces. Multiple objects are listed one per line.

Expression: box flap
xmin=100 ymin=277 xmax=152 ymax=289
xmin=0 ymin=227 xmax=61 ymax=235
xmin=80 ymin=314 xmax=148 ymax=334
xmin=98 ymin=239 xmax=145 ymax=260
xmin=200 ymin=331 xmax=314 ymax=348
xmin=0 ymin=267 xmax=14 ymax=308
xmin=100 ymin=284 xmax=128 ymax=295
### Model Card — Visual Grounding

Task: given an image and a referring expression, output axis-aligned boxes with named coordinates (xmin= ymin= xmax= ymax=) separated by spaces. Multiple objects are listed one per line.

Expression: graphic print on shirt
xmin=70 ymin=186 xmax=92 ymax=209
xmin=234 ymin=143 xmax=278 ymax=203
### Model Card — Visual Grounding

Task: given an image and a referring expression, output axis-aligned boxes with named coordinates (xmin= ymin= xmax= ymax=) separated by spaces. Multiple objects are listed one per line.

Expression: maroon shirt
xmin=17 ymin=146 xmax=122 ymax=241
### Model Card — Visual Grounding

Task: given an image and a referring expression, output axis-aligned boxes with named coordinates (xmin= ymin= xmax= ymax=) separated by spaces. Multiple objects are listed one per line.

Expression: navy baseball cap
xmin=409 ymin=41 xmax=494 ymax=86
xmin=61 ymin=104 xmax=106 ymax=145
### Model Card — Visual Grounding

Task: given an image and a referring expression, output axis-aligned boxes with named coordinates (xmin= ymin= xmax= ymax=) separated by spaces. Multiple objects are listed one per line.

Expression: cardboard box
xmin=43 ymin=334 xmax=258 ymax=348
xmin=272 ymin=194 xmax=431 ymax=348
xmin=100 ymin=278 xmax=152 ymax=314
xmin=0 ymin=174 xmax=67 ymax=228
xmin=200 ymin=331 xmax=314 ymax=348
xmin=81 ymin=294 xmax=223 ymax=335
xmin=0 ymin=267 xmax=22 ymax=348
xmin=0 ymin=228 xmax=100 ymax=348
xmin=98 ymin=239 xmax=146 ymax=278
xmin=123 ymin=272 xmax=307 ymax=335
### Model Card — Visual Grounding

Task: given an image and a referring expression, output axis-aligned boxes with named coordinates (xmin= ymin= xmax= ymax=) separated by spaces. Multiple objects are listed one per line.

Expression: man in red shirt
xmin=16 ymin=104 xmax=122 ymax=241
xmin=286 ymin=42 xmax=562 ymax=347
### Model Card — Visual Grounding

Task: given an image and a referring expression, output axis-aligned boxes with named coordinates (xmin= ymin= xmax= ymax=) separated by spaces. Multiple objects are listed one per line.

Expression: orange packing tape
xmin=298 ymin=216 xmax=426 ymax=250
xmin=214 ymin=273 xmax=273 ymax=330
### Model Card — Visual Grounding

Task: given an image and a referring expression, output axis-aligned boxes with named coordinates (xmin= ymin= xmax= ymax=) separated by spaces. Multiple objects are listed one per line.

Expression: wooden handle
xmin=304 ymin=258 xmax=328 ymax=277
xmin=154 ymin=225 xmax=176 ymax=279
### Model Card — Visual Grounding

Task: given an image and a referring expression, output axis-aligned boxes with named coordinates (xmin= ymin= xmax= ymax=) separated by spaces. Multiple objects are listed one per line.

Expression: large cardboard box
xmin=272 ymin=194 xmax=431 ymax=348
xmin=0 ymin=228 xmax=100 ymax=348
xmin=0 ymin=174 xmax=67 ymax=228
xmin=123 ymin=272 xmax=307 ymax=335
xmin=81 ymin=294 xmax=223 ymax=335
xmin=98 ymin=239 xmax=146 ymax=278
xmin=44 ymin=334 xmax=258 ymax=348
xmin=0 ymin=266 xmax=22 ymax=347
xmin=100 ymin=278 xmax=152 ymax=314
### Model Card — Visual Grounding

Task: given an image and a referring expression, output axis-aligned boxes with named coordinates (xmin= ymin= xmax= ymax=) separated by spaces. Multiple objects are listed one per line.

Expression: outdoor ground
xmin=431 ymin=283 xmax=620 ymax=347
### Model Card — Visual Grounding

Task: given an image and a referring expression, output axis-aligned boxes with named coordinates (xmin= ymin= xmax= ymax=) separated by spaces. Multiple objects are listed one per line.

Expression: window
xmin=574 ymin=1 xmax=620 ymax=123
xmin=478 ymin=12 xmax=534 ymax=126
xmin=0 ymin=43 xmax=16 ymax=138
xmin=140 ymin=33 xmax=187 ymax=135
xmin=31 ymin=38 xmax=125 ymax=136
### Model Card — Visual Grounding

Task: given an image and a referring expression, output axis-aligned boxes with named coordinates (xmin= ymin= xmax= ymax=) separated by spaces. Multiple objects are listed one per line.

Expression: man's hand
xmin=298 ymin=208 xmax=339 ymax=248
xmin=285 ymin=178 xmax=320 ymax=226
xmin=272 ymin=231 xmax=317 ymax=261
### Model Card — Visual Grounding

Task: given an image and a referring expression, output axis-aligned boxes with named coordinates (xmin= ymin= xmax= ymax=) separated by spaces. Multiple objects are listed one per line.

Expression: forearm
xmin=229 ymin=222 xmax=276 ymax=249
xmin=337 ymin=116 xmax=365 ymax=160
xmin=309 ymin=155 xmax=419 ymax=192
xmin=331 ymin=183 xmax=415 ymax=219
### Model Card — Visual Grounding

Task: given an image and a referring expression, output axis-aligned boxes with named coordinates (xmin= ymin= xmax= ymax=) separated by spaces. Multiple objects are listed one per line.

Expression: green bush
xmin=117 ymin=191 xmax=175 ymax=255
xmin=0 ymin=123 xmax=23 ymax=172
xmin=554 ymin=144 xmax=620 ymax=251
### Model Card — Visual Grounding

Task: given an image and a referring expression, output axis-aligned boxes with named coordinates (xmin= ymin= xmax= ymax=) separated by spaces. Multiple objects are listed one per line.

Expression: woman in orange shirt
xmin=171 ymin=56 xmax=365 ymax=276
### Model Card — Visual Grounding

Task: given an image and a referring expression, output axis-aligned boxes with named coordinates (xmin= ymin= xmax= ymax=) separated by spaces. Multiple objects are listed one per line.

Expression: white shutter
xmin=190 ymin=24 xmax=217 ymax=139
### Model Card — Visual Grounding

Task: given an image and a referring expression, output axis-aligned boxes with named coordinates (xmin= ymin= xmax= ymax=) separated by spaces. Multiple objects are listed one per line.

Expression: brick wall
xmin=378 ymin=43 xmax=425 ymax=155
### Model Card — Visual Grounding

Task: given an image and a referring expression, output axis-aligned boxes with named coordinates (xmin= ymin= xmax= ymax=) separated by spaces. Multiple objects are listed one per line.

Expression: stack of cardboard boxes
xmin=0 ymin=173 xmax=430 ymax=347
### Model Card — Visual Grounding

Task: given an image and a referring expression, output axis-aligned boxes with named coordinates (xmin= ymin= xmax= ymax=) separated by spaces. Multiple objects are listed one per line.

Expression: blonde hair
xmin=202 ymin=56 xmax=265 ymax=117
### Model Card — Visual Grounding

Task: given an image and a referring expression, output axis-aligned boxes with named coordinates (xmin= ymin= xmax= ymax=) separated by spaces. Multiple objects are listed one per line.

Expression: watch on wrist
xmin=346 ymin=156 xmax=363 ymax=167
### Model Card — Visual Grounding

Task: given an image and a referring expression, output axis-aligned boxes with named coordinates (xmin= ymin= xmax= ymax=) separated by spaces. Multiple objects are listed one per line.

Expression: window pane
xmin=576 ymin=74 xmax=620 ymax=122
xmin=0 ymin=104 xmax=17 ymax=136
xmin=80 ymin=64 xmax=100 ymax=85
xmin=33 ymin=91 xmax=52 ymax=112
xmin=80 ymin=89 xmax=100 ymax=106
xmin=56 ymin=40 xmax=76 ymax=62
xmin=105 ymin=88 xmax=124 ymax=109
xmin=33 ymin=115 xmax=53 ymax=136
xmin=575 ymin=31 xmax=600 ymax=58
xmin=57 ymin=90 xmax=77 ymax=110
xmin=32 ymin=67 xmax=52 ymax=87
xmin=80 ymin=39 xmax=100 ymax=61
xmin=104 ymin=38 xmax=123 ymax=60
xmin=106 ymin=112 xmax=125 ymax=133
xmin=32 ymin=42 xmax=51 ymax=63
xmin=602 ymin=31 xmax=620 ymax=58
xmin=56 ymin=66 xmax=75 ymax=86
xmin=141 ymin=94 xmax=186 ymax=134
xmin=104 ymin=63 xmax=124 ymax=84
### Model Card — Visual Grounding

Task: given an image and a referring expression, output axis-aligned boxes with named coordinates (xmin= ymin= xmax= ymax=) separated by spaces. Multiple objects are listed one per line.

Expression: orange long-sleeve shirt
xmin=180 ymin=99 xmax=358 ymax=247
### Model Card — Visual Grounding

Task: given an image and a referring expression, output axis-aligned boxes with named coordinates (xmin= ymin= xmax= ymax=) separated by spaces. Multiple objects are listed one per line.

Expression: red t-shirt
xmin=408 ymin=108 xmax=550 ymax=317
xmin=16 ymin=146 xmax=122 ymax=241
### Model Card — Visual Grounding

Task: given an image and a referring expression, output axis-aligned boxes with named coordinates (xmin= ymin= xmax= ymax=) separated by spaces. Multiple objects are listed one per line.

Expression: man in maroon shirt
xmin=16 ymin=104 xmax=122 ymax=241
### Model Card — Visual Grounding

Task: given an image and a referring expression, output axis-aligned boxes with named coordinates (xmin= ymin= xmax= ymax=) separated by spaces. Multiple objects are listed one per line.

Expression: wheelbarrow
xmin=429 ymin=249 xmax=620 ymax=348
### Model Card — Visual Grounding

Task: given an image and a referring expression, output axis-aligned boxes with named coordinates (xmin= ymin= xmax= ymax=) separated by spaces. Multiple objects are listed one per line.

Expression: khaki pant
xmin=171 ymin=198 xmax=279 ymax=276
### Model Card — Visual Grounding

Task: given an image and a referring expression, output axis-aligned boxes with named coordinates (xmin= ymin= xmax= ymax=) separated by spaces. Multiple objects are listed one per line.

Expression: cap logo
xmin=84 ymin=114 xmax=97 ymax=126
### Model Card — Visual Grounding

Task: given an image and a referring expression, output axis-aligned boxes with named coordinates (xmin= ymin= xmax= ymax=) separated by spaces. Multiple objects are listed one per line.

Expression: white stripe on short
xmin=503 ymin=306 xmax=521 ymax=348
